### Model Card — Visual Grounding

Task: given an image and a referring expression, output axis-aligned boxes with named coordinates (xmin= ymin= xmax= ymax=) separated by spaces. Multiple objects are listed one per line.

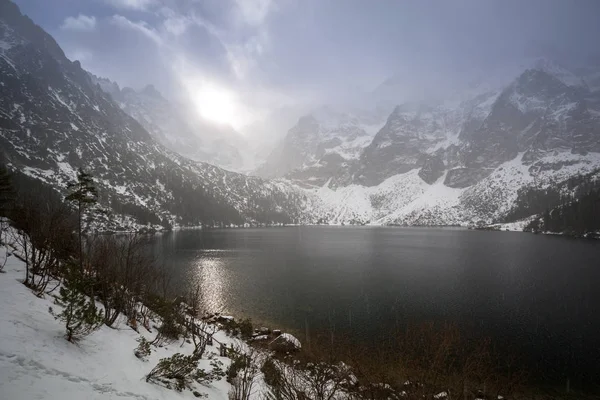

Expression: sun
xmin=192 ymin=84 xmax=238 ymax=127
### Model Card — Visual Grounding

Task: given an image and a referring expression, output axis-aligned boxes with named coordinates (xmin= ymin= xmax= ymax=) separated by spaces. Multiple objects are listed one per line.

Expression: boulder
xmin=269 ymin=333 xmax=301 ymax=353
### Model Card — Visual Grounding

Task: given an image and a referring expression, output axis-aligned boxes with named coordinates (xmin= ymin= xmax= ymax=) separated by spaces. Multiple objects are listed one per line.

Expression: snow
xmin=312 ymin=169 xmax=464 ymax=225
xmin=533 ymin=58 xmax=587 ymax=88
xmin=0 ymin=244 xmax=237 ymax=400
xmin=306 ymin=150 xmax=600 ymax=227
xmin=509 ymin=92 xmax=546 ymax=113
xmin=70 ymin=122 xmax=79 ymax=131
xmin=271 ymin=333 xmax=301 ymax=350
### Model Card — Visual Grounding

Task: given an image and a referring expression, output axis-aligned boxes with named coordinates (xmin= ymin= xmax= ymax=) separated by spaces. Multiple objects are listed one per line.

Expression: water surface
xmin=154 ymin=227 xmax=600 ymax=390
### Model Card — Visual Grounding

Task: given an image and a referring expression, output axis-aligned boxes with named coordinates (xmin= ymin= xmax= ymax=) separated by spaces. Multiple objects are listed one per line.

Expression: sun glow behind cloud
xmin=191 ymin=83 xmax=238 ymax=127
xmin=177 ymin=60 xmax=257 ymax=131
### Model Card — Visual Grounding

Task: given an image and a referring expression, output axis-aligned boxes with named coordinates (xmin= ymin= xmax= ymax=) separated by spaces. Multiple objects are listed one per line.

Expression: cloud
xmin=67 ymin=48 xmax=94 ymax=62
xmin=163 ymin=15 xmax=192 ymax=36
xmin=234 ymin=0 xmax=276 ymax=27
xmin=60 ymin=14 xmax=96 ymax=31
xmin=110 ymin=15 xmax=162 ymax=45
xmin=103 ymin=0 xmax=156 ymax=11
xmin=225 ymin=29 xmax=270 ymax=79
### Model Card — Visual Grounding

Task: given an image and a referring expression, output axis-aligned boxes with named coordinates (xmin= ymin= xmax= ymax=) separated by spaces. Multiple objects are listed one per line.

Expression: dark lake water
xmin=154 ymin=227 xmax=600 ymax=390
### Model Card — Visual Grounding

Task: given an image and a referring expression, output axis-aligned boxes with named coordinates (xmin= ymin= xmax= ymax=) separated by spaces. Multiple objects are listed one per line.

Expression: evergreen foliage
xmin=146 ymin=352 xmax=225 ymax=392
xmin=50 ymin=264 xmax=104 ymax=342
xmin=134 ymin=336 xmax=152 ymax=361
xmin=516 ymin=171 xmax=600 ymax=235
xmin=0 ymin=165 xmax=14 ymax=217
xmin=527 ymin=188 xmax=600 ymax=235
xmin=66 ymin=168 xmax=99 ymax=269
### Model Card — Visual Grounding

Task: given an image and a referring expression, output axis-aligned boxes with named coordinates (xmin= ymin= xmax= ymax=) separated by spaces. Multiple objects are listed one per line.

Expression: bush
xmin=149 ymin=296 xmax=185 ymax=346
xmin=146 ymin=352 xmax=200 ymax=391
xmin=238 ymin=318 xmax=253 ymax=339
xmin=221 ymin=317 xmax=253 ymax=339
xmin=50 ymin=264 xmax=104 ymax=342
xmin=146 ymin=352 xmax=225 ymax=392
xmin=134 ymin=336 xmax=152 ymax=360
xmin=227 ymin=347 xmax=260 ymax=400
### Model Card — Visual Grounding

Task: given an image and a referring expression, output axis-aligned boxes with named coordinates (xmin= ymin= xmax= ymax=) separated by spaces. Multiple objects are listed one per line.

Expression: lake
xmin=153 ymin=227 xmax=600 ymax=390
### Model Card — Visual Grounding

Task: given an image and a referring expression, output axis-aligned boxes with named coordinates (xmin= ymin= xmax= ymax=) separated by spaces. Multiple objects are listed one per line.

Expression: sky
xmin=12 ymin=0 xmax=600 ymax=133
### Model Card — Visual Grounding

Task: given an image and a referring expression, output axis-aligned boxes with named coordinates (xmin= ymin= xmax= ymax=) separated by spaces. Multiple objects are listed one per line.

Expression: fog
xmin=15 ymin=0 xmax=600 ymax=136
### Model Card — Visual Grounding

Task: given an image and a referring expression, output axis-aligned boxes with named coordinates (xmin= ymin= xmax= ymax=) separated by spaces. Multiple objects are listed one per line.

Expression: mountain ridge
xmin=0 ymin=0 xmax=320 ymax=229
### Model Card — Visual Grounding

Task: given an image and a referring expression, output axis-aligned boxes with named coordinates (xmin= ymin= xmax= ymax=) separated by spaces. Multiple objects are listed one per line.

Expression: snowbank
xmin=0 ymin=245 xmax=236 ymax=400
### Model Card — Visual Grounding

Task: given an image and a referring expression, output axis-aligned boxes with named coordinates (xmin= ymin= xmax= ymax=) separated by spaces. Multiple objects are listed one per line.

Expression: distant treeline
xmin=503 ymin=169 xmax=600 ymax=235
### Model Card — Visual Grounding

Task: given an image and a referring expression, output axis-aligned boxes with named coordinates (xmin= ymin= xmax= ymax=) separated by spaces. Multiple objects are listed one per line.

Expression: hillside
xmin=0 ymin=0 xmax=320 ymax=229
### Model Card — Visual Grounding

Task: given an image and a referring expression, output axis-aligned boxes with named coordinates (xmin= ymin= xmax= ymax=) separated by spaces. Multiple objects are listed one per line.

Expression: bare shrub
xmin=89 ymin=233 xmax=156 ymax=327
xmin=11 ymin=191 xmax=76 ymax=295
xmin=262 ymin=355 xmax=352 ymax=400
xmin=392 ymin=321 xmax=525 ymax=400
xmin=182 ymin=278 xmax=218 ymax=357
xmin=227 ymin=343 xmax=261 ymax=400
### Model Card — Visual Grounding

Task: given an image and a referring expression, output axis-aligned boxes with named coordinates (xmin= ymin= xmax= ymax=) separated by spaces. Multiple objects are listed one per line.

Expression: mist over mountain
xmin=3 ymin=2 xmax=600 ymax=399
xmin=1 ymin=0 xmax=599 ymax=231
xmin=0 ymin=0 xmax=322 ymax=229
xmin=88 ymin=74 xmax=254 ymax=172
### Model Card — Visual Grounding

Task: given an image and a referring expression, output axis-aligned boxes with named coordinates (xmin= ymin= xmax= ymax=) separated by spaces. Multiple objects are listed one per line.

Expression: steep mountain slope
xmin=255 ymin=106 xmax=386 ymax=184
xmin=89 ymin=75 xmax=250 ymax=172
xmin=0 ymin=0 xmax=319 ymax=228
xmin=275 ymin=61 xmax=600 ymax=226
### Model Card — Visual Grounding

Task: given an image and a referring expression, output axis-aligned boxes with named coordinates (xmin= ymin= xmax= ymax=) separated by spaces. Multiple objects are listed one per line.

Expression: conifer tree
xmin=65 ymin=168 xmax=98 ymax=271
xmin=0 ymin=165 xmax=14 ymax=217
xmin=50 ymin=263 xmax=104 ymax=342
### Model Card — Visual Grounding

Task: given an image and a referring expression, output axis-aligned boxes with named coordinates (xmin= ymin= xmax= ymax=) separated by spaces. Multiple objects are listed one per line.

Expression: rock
xmin=269 ymin=333 xmax=301 ymax=353
xmin=444 ymin=168 xmax=492 ymax=188
xmin=216 ymin=315 xmax=234 ymax=323
xmin=418 ymin=155 xmax=445 ymax=184
xmin=257 ymin=327 xmax=270 ymax=335
xmin=272 ymin=329 xmax=282 ymax=336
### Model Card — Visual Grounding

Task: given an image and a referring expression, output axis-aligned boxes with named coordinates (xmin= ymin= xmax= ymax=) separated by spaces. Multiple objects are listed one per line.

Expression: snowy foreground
xmin=0 ymin=245 xmax=249 ymax=400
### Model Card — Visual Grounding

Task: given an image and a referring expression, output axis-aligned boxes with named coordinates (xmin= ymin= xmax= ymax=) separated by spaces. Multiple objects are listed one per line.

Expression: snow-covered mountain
xmin=257 ymin=58 xmax=600 ymax=226
xmin=2 ymin=0 xmax=599 ymax=229
xmin=254 ymin=106 xmax=387 ymax=183
xmin=0 ymin=0 xmax=321 ymax=228
xmin=88 ymin=75 xmax=251 ymax=173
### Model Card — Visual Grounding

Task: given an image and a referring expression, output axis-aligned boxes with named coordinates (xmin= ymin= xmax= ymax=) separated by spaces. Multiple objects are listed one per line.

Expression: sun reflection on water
xmin=193 ymin=255 xmax=229 ymax=313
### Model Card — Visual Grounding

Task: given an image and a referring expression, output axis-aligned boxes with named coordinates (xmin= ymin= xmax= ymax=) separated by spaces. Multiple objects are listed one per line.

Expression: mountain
xmin=2 ymin=0 xmax=599 ymax=230
xmin=88 ymin=75 xmax=250 ymax=172
xmin=254 ymin=106 xmax=386 ymax=184
xmin=262 ymin=59 xmax=600 ymax=226
xmin=0 ymin=0 xmax=320 ymax=229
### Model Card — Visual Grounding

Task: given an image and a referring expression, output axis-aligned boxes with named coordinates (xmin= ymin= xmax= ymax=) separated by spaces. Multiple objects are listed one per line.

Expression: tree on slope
xmin=50 ymin=263 xmax=104 ymax=342
xmin=0 ymin=165 xmax=14 ymax=217
xmin=66 ymin=168 xmax=98 ymax=271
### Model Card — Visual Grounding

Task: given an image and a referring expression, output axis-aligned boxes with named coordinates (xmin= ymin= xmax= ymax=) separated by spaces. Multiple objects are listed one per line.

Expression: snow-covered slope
xmin=254 ymin=106 xmax=386 ymax=183
xmin=310 ymin=152 xmax=600 ymax=226
xmin=0 ymin=242 xmax=239 ymax=399
xmin=0 ymin=0 xmax=320 ymax=228
xmin=274 ymin=58 xmax=600 ymax=226
xmin=2 ymin=0 xmax=600 ymax=228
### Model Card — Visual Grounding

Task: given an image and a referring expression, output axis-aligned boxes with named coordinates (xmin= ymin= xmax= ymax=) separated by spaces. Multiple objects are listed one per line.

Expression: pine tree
xmin=50 ymin=263 xmax=104 ymax=342
xmin=65 ymin=168 xmax=98 ymax=271
xmin=0 ymin=165 xmax=14 ymax=217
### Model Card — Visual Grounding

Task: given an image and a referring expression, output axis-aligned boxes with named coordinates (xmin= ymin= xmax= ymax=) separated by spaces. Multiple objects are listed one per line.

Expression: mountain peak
xmin=140 ymin=84 xmax=163 ymax=99
xmin=530 ymin=57 xmax=587 ymax=88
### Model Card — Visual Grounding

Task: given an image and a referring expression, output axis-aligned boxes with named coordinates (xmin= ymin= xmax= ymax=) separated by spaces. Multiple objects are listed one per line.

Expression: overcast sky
xmin=13 ymin=0 xmax=600 ymax=131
